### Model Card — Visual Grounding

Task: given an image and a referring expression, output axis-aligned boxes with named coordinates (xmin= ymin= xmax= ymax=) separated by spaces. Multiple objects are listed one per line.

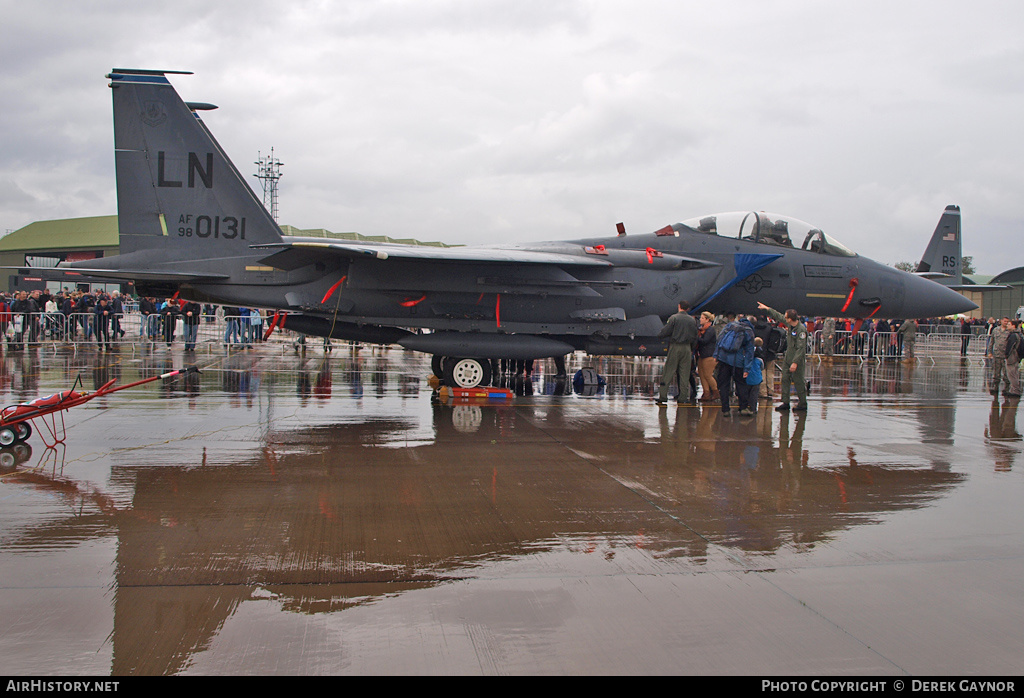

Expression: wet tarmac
xmin=0 ymin=344 xmax=1021 ymax=675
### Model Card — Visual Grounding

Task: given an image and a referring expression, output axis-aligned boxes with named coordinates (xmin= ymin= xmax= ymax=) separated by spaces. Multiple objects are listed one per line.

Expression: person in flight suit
xmin=656 ymin=301 xmax=699 ymax=405
xmin=758 ymin=301 xmax=808 ymax=412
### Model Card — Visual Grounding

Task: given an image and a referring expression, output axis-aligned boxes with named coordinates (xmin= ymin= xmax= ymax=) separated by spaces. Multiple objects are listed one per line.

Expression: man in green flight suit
xmin=656 ymin=301 xmax=698 ymax=405
xmin=757 ymin=301 xmax=809 ymax=412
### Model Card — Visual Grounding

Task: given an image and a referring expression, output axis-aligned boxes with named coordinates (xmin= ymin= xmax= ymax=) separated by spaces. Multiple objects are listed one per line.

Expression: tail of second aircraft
xmin=915 ymin=205 xmax=962 ymax=284
xmin=106 ymin=68 xmax=284 ymax=261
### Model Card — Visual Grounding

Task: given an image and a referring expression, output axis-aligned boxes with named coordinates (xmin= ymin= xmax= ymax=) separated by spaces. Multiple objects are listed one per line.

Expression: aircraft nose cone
xmin=901 ymin=274 xmax=978 ymax=318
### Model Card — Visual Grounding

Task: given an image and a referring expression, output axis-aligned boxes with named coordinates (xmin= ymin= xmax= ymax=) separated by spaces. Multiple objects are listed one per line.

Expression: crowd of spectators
xmin=659 ymin=306 xmax=1024 ymax=412
xmin=0 ymin=288 xmax=269 ymax=351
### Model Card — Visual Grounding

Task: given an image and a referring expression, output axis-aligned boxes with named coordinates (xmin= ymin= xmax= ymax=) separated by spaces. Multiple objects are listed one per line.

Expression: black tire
xmin=0 ymin=427 xmax=16 ymax=448
xmin=444 ymin=357 xmax=491 ymax=389
xmin=442 ymin=356 xmax=456 ymax=376
xmin=14 ymin=422 xmax=30 ymax=442
xmin=431 ymin=354 xmax=446 ymax=379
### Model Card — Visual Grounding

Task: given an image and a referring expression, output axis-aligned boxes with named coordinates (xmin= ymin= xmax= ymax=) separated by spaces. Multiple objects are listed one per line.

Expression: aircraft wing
xmin=253 ymin=240 xmax=721 ymax=273
xmin=252 ymin=240 xmax=616 ymax=271
xmin=17 ymin=266 xmax=230 ymax=282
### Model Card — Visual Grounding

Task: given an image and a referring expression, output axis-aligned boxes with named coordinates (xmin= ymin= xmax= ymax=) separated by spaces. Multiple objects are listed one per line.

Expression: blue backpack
xmin=718 ymin=325 xmax=744 ymax=352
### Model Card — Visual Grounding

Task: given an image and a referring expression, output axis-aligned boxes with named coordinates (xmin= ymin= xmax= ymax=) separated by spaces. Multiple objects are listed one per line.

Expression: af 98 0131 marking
xmin=177 ymin=214 xmax=246 ymax=239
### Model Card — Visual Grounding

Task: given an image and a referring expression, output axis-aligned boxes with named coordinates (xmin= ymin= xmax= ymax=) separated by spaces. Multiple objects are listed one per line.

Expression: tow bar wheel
xmin=0 ymin=427 xmax=17 ymax=447
xmin=445 ymin=357 xmax=491 ymax=389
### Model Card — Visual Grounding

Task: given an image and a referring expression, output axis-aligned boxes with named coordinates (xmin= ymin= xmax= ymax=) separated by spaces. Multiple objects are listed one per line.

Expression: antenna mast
xmin=253 ymin=148 xmax=284 ymax=221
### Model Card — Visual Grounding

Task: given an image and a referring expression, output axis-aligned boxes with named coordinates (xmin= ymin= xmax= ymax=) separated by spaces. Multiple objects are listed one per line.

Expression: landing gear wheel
xmin=14 ymin=422 xmax=30 ymax=442
xmin=444 ymin=357 xmax=491 ymax=389
xmin=0 ymin=427 xmax=16 ymax=447
xmin=431 ymin=354 xmax=446 ymax=379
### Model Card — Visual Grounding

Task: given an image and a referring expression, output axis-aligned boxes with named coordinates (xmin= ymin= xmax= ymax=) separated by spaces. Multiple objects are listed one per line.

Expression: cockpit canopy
xmin=676 ymin=211 xmax=856 ymax=257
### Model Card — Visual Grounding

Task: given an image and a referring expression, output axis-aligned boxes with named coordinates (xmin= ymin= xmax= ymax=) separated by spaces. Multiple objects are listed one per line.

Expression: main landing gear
xmin=431 ymin=355 xmax=492 ymax=389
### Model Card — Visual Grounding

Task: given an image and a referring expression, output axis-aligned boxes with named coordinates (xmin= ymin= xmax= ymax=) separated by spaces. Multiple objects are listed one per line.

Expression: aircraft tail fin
xmin=914 ymin=205 xmax=962 ymax=285
xmin=107 ymin=69 xmax=284 ymax=257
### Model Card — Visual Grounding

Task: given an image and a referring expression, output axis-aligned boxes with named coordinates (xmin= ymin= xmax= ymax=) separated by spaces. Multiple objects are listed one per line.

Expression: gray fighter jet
xmin=55 ymin=69 xmax=976 ymax=387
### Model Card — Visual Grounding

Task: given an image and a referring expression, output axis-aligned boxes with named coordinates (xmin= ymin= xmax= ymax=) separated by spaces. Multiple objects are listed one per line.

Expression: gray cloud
xmin=1 ymin=0 xmax=1022 ymax=273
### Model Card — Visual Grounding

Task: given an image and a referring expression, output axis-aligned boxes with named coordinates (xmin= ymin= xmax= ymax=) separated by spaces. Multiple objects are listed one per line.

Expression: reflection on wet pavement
xmin=0 ymin=347 xmax=1021 ymax=674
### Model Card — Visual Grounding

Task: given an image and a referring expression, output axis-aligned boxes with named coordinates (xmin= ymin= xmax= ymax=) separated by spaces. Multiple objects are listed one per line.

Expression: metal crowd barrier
xmin=127 ymin=312 xmax=269 ymax=349
xmin=916 ymin=323 xmax=989 ymax=337
xmin=809 ymin=329 xmax=988 ymax=364
xmin=0 ymin=311 xmax=277 ymax=353
xmin=811 ymin=330 xmax=870 ymax=361
xmin=0 ymin=312 xmax=70 ymax=348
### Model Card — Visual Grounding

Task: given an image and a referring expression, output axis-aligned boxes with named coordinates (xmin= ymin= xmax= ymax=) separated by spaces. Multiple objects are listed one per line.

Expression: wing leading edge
xmin=253 ymin=239 xmax=720 ymax=272
xmin=252 ymin=240 xmax=615 ymax=271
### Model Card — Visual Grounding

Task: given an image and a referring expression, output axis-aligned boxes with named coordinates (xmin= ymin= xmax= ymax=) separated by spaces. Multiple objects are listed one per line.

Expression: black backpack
xmin=1007 ymin=332 xmax=1021 ymax=360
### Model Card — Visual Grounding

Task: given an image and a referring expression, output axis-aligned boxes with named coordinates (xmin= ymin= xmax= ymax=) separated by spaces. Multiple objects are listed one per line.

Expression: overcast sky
xmin=2 ymin=0 xmax=1023 ymax=273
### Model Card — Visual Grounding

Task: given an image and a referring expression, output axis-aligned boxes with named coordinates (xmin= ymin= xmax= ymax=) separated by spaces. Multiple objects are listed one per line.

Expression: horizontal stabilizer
xmin=943 ymin=283 xmax=1008 ymax=291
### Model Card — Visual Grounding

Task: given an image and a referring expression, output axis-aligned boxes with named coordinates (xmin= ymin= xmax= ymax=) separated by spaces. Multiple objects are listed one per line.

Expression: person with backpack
xmin=160 ymin=298 xmax=180 ymax=347
xmin=990 ymin=317 xmax=1012 ymax=396
xmin=898 ymin=318 xmax=918 ymax=364
xmin=754 ymin=315 xmax=784 ymax=402
xmin=758 ymin=301 xmax=809 ymax=412
xmin=655 ymin=301 xmax=698 ymax=406
xmin=75 ymin=292 xmax=95 ymax=340
xmin=1000 ymin=319 xmax=1021 ymax=397
xmin=712 ymin=313 xmax=755 ymax=417
xmin=821 ymin=316 xmax=836 ymax=363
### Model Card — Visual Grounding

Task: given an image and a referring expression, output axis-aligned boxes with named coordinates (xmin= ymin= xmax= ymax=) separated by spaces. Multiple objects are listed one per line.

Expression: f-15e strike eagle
xmin=53 ymin=69 xmax=976 ymax=387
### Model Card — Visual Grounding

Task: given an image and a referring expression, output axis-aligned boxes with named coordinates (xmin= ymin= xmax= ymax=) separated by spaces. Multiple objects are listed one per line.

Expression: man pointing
xmin=757 ymin=301 xmax=809 ymax=412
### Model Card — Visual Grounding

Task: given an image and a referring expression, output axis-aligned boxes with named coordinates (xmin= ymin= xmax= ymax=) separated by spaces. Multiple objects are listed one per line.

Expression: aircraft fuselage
xmin=162 ymin=223 xmax=973 ymax=359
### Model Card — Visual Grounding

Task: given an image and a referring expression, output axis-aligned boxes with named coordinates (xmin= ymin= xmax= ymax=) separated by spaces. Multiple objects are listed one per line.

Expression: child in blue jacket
xmin=738 ymin=337 xmax=764 ymax=416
